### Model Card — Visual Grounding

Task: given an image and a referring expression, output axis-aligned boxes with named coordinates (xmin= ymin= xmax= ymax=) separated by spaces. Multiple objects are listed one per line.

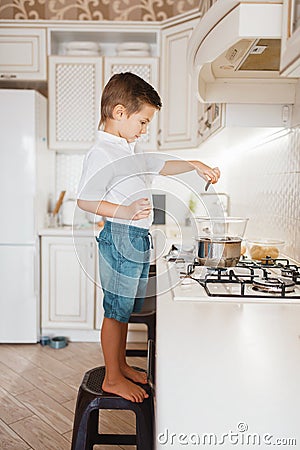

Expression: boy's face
xmin=119 ymin=104 xmax=157 ymax=143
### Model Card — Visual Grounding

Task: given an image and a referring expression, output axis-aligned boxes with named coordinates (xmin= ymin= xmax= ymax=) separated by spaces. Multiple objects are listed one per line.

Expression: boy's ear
xmin=112 ymin=104 xmax=126 ymax=120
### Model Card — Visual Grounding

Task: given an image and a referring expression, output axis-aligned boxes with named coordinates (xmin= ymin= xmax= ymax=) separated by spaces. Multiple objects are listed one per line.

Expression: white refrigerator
xmin=0 ymin=89 xmax=54 ymax=342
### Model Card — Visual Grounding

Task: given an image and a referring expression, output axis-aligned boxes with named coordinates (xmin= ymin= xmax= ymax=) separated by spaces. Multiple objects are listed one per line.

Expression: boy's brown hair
xmin=99 ymin=72 xmax=162 ymax=127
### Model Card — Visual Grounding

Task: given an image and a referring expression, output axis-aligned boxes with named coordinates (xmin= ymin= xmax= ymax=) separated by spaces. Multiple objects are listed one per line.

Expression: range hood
xmin=188 ymin=0 xmax=298 ymax=104
xmin=212 ymin=38 xmax=281 ymax=76
xmin=197 ymin=102 xmax=292 ymax=154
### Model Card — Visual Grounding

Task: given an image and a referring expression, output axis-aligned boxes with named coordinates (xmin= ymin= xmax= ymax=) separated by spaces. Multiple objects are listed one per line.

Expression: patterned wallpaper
xmin=0 ymin=0 xmax=199 ymax=21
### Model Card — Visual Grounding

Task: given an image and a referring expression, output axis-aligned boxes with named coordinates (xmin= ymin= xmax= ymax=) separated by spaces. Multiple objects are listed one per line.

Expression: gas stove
xmin=168 ymin=252 xmax=300 ymax=302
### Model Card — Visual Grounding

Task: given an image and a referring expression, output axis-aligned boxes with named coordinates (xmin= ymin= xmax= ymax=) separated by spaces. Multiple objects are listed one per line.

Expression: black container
xmin=152 ymin=194 xmax=166 ymax=224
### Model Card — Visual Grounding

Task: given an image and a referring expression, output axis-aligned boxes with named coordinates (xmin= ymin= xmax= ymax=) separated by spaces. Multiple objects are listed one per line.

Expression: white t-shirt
xmin=77 ymin=131 xmax=165 ymax=229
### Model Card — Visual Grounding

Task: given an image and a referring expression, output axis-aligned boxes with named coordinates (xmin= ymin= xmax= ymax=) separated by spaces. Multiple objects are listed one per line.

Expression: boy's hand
xmin=127 ymin=198 xmax=152 ymax=220
xmin=195 ymin=162 xmax=220 ymax=184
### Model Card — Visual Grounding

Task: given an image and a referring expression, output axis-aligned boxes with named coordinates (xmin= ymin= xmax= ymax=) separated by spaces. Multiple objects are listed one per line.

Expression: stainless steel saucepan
xmin=194 ymin=217 xmax=248 ymax=267
xmin=194 ymin=236 xmax=242 ymax=267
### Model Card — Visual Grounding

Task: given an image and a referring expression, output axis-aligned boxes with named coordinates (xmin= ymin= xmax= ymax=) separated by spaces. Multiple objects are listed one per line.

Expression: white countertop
xmin=39 ymin=225 xmax=102 ymax=236
xmin=155 ymin=258 xmax=300 ymax=449
xmin=38 ymin=223 xmax=193 ymax=239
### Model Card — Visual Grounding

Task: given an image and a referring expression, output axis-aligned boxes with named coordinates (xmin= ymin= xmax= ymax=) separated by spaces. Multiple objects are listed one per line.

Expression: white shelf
xmin=49 ymin=25 xmax=159 ymax=57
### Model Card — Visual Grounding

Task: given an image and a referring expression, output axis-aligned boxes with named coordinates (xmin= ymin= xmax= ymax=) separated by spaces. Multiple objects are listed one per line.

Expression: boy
xmin=77 ymin=72 xmax=220 ymax=403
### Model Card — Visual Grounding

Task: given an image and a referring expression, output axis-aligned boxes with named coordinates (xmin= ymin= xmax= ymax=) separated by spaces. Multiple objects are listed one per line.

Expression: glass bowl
xmin=246 ymin=239 xmax=285 ymax=260
xmin=195 ymin=216 xmax=249 ymax=239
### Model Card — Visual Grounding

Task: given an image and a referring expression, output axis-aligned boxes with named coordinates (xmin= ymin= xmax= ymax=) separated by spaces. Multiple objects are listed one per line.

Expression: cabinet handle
xmin=0 ymin=73 xmax=17 ymax=79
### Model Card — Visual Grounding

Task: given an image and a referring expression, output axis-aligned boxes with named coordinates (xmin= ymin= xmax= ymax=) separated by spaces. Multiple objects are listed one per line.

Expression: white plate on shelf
xmin=65 ymin=49 xmax=101 ymax=56
xmin=66 ymin=41 xmax=100 ymax=51
xmin=117 ymin=41 xmax=150 ymax=52
xmin=117 ymin=50 xmax=150 ymax=57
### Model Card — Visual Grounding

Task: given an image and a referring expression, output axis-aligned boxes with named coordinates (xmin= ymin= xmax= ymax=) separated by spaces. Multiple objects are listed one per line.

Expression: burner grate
xmin=185 ymin=259 xmax=300 ymax=299
xmin=252 ymin=276 xmax=295 ymax=294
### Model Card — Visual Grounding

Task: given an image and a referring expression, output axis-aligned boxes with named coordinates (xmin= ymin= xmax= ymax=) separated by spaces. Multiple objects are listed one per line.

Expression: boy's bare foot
xmin=102 ymin=375 xmax=149 ymax=402
xmin=120 ymin=363 xmax=148 ymax=384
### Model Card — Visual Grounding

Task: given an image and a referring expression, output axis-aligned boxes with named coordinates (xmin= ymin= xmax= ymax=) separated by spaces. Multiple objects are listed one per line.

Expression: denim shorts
xmin=95 ymin=220 xmax=151 ymax=323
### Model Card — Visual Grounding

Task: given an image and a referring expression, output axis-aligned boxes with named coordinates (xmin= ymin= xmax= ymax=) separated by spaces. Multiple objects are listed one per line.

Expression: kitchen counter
xmin=39 ymin=225 xmax=102 ymax=237
xmin=155 ymin=257 xmax=300 ymax=449
xmin=39 ymin=223 xmax=190 ymax=235
xmin=38 ymin=224 xmax=193 ymax=242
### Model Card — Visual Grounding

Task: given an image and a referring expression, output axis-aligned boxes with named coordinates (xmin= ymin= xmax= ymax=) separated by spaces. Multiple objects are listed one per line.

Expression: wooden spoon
xmin=53 ymin=191 xmax=66 ymax=215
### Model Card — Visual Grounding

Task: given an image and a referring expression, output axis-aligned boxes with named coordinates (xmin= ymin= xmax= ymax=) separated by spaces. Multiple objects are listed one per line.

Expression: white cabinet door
xmin=0 ymin=245 xmax=38 ymax=343
xmin=0 ymin=28 xmax=46 ymax=80
xmin=104 ymin=56 xmax=159 ymax=150
xmin=48 ymin=56 xmax=103 ymax=150
xmin=41 ymin=236 xmax=95 ymax=329
xmin=280 ymin=0 xmax=300 ymax=76
xmin=159 ymin=18 xmax=200 ymax=150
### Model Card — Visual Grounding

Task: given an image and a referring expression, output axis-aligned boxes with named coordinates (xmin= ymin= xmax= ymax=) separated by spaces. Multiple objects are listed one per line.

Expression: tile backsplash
xmin=204 ymin=126 xmax=300 ymax=262
xmin=56 ymin=153 xmax=85 ymax=200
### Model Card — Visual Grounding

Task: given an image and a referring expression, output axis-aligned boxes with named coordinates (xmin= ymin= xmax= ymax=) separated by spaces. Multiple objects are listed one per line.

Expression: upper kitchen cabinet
xmin=280 ymin=0 xmax=300 ymax=77
xmin=48 ymin=55 xmax=102 ymax=150
xmin=188 ymin=0 xmax=298 ymax=104
xmin=0 ymin=28 xmax=46 ymax=80
xmin=47 ymin=24 xmax=160 ymax=151
xmin=159 ymin=17 xmax=200 ymax=149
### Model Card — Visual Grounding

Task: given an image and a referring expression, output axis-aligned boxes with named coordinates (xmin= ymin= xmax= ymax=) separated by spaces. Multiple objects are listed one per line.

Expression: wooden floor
xmin=0 ymin=342 xmax=147 ymax=450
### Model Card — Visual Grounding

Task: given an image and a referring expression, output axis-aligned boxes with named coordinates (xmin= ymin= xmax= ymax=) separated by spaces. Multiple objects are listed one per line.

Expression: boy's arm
xmin=159 ymin=160 xmax=220 ymax=184
xmin=77 ymin=198 xmax=152 ymax=221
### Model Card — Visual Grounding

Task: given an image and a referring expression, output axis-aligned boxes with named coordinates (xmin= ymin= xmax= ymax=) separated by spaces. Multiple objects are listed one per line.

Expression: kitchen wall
xmin=191 ymin=125 xmax=300 ymax=263
xmin=56 ymin=153 xmax=85 ymax=200
xmin=0 ymin=0 xmax=198 ymax=20
xmin=154 ymin=80 xmax=300 ymax=262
